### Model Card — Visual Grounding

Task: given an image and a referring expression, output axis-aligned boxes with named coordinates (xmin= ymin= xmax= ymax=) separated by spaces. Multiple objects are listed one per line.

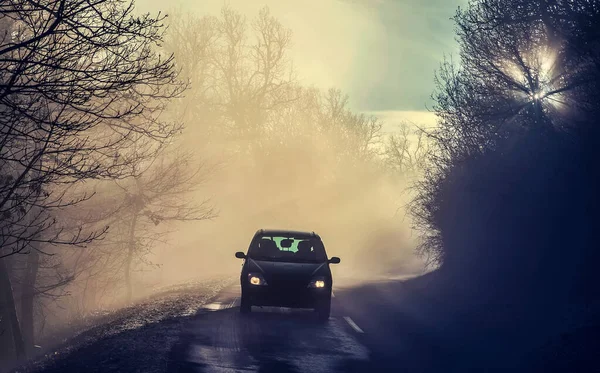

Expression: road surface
xmin=166 ymin=277 xmax=448 ymax=373
xmin=19 ymin=272 xmax=569 ymax=373
xmin=166 ymin=282 xmax=370 ymax=373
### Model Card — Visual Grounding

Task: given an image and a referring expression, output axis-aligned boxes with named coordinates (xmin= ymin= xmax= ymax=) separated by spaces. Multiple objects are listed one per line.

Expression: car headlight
xmin=247 ymin=272 xmax=268 ymax=286
xmin=308 ymin=277 xmax=327 ymax=289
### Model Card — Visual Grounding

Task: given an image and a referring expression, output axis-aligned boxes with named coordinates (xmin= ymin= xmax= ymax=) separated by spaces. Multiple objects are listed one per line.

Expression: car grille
xmin=267 ymin=274 xmax=309 ymax=290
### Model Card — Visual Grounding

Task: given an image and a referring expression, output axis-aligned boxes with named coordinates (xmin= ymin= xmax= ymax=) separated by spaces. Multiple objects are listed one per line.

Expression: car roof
xmin=254 ymin=229 xmax=321 ymax=239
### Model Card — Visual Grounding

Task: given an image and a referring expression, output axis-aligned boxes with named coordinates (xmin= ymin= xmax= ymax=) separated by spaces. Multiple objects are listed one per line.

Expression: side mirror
xmin=235 ymin=252 xmax=246 ymax=259
xmin=329 ymin=256 xmax=341 ymax=264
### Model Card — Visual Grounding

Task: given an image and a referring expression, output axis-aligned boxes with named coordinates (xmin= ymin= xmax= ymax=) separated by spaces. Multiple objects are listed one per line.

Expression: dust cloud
xmin=151 ymin=136 xmax=424 ymax=286
xmin=133 ymin=2 xmax=428 ymax=291
xmin=43 ymin=2 xmax=428 ymax=320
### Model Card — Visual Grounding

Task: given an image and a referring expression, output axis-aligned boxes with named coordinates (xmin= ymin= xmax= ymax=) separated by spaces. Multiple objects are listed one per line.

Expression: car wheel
xmin=315 ymin=300 xmax=331 ymax=322
xmin=240 ymin=293 xmax=251 ymax=314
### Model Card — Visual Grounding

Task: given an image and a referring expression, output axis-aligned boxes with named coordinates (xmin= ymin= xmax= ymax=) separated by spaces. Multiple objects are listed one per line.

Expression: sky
xmin=137 ymin=0 xmax=466 ymax=129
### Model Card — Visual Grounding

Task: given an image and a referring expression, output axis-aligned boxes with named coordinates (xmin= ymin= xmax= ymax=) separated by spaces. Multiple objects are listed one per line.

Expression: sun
xmin=500 ymin=46 xmax=567 ymax=110
xmin=531 ymin=90 xmax=547 ymax=101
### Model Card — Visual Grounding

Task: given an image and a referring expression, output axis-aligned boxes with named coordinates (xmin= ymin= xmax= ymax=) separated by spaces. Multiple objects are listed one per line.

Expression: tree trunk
xmin=0 ymin=257 xmax=25 ymax=361
xmin=20 ymin=250 xmax=39 ymax=355
xmin=124 ymin=212 xmax=138 ymax=303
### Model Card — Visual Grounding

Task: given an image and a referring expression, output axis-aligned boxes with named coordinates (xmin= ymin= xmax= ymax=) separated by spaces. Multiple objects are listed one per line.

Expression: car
xmin=234 ymin=229 xmax=341 ymax=321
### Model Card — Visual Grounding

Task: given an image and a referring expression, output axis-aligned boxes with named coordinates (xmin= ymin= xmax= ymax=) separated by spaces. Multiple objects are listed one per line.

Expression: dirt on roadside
xmin=11 ymin=276 xmax=235 ymax=373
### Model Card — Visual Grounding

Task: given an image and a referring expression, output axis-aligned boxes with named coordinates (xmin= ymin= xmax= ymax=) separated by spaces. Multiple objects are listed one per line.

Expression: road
xmin=17 ymin=271 xmax=562 ymax=373
xmin=166 ymin=275 xmax=449 ymax=373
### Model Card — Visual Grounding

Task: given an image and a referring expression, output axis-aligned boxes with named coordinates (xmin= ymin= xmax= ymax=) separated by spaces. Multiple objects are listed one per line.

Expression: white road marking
xmin=204 ymin=298 xmax=239 ymax=311
xmin=204 ymin=302 xmax=224 ymax=311
xmin=227 ymin=297 xmax=238 ymax=308
xmin=343 ymin=316 xmax=364 ymax=334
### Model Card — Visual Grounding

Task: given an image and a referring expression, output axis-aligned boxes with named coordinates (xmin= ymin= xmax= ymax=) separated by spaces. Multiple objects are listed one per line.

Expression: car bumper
xmin=242 ymin=285 xmax=331 ymax=308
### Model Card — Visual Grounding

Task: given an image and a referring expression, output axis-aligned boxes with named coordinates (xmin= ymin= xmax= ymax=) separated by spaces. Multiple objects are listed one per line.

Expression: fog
xmin=0 ymin=1 xmax=446 ymax=365
xmin=4 ymin=0 xmax=599 ymax=370
xmin=28 ymin=2 xmax=430 ymax=332
xmin=150 ymin=141 xmax=423 ymax=286
xmin=137 ymin=0 xmax=376 ymax=94
xmin=119 ymin=2 xmax=427 ymax=296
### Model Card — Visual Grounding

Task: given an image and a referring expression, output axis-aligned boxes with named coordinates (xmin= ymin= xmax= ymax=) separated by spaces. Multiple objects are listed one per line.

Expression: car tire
xmin=315 ymin=300 xmax=331 ymax=322
xmin=240 ymin=293 xmax=251 ymax=314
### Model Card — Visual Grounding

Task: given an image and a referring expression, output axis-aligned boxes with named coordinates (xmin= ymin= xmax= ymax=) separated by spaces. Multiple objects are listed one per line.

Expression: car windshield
xmin=247 ymin=235 xmax=328 ymax=263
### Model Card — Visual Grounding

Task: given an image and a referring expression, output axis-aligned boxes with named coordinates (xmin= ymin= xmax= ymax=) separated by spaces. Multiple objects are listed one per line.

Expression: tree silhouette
xmin=408 ymin=2 xmax=600 ymax=368
xmin=0 ymin=0 xmax=183 ymax=360
xmin=164 ymin=6 xmax=299 ymax=152
xmin=414 ymin=0 xmax=600 ymax=267
xmin=113 ymin=150 xmax=216 ymax=302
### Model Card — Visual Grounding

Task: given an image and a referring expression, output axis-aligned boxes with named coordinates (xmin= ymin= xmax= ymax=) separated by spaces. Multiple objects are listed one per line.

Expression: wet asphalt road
xmin=166 ymin=282 xmax=373 ymax=373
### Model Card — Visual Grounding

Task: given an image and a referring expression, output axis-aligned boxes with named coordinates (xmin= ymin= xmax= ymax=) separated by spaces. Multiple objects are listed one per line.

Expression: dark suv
xmin=235 ymin=229 xmax=340 ymax=321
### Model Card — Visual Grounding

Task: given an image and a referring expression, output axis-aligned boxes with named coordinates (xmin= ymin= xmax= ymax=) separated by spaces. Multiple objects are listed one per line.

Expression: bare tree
xmin=316 ymin=88 xmax=383 ymax=163
xmin=113 ymin=150 xmax=216 ymax=302
xmin=0 ymin=0 xmax=183 ymax=255
xmin=164 ymin=6 xmax=299 ymax=152
xmin=412 ymin=0 xmax=600 ymax=270
xmin=163 ymin=7 xmax=388 ymax=225
xmin=0 ymin=0 xmax=184 ymax=359
xmin=384 ymin=123 xmax=429 ymax=175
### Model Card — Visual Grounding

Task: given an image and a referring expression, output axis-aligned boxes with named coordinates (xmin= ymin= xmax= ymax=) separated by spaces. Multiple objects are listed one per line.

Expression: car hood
xmin=247 ymin=258 xmax=328 ymax=278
